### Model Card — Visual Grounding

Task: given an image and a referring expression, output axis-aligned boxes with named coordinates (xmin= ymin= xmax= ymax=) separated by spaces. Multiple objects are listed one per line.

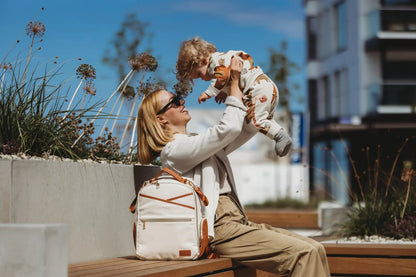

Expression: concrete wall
xmin=0 ymin=159 xmax=160 ymax=263
xmin=0 ymin=224 xmax=67 ymax=277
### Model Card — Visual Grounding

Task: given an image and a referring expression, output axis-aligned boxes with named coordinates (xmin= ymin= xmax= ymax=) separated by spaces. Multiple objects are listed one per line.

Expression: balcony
xmin=367 ymin=83 xmax=416 ymax=113
xmin=366 ymin=8 xmax=416 ymax=50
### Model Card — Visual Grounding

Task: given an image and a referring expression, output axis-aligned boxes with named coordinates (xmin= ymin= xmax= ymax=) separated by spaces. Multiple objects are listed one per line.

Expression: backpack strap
xmin=129 ymin=198 xmax=137 ymax=214
xmin=152 ymin=168 xmax=209 ymax=206
xmin=129 ymin=167 xmax=209 ymax=214
xmin=150 ymin=167 xmax=186 ymax=183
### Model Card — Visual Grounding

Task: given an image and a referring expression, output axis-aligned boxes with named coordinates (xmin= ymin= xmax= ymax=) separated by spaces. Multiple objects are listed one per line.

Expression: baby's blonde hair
xmin=136 ymin=89 xmax=174 ymax=164
xmin=176 ymin=36 xmax=217 ymax=82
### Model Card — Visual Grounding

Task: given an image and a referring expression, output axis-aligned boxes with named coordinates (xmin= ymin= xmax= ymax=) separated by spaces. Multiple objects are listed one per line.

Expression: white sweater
xmin=160 ymin=96 xmax=248 ymax=238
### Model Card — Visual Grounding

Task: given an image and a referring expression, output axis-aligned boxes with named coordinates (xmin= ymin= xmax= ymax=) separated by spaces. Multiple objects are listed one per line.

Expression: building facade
xmin=304 ymin=0 xmax=416 ymax=204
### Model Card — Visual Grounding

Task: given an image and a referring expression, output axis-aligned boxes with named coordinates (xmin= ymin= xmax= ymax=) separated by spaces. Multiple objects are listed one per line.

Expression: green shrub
xmin=0 ymin=20 xmax=120 ymax=161
xmin=336 ymin=140 xmax=416 ymax=240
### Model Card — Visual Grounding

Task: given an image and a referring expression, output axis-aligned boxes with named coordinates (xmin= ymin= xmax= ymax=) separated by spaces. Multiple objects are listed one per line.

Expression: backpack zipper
xmin=140 ymin=218 xmax=193 ymax=230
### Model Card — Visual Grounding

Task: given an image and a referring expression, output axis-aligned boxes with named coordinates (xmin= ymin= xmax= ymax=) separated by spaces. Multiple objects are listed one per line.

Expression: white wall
xmin=232 ymin=163 xmax=309 ymax=206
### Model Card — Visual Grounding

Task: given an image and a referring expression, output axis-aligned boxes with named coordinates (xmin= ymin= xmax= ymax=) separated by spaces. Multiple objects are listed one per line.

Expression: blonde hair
xmin=136 ymin=90 xmax=174 ymax=164
xmin=176 ymin=36 xmax=217 ymax=82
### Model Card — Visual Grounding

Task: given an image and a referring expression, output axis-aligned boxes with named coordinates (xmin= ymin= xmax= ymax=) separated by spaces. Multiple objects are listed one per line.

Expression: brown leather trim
xmin=139 ymin=193 xmax=195 ymax=210
xmin=150 ymin=168 xmax=187 ymax=184
xmin=179 ymin=250 xmax=191 ymax=257
xmin=199 ymin=218 xmax=209 ymax=258
xmin=129 ymin=197 xmax=137 ymax=214
xmin=167 ymin=192 xmax=193 ymax=201
xmin=133 ymin=222 xmax=137 ymax=249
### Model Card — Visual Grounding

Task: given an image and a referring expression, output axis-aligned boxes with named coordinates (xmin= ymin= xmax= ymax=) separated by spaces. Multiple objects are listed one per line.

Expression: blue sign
xmin=291 ymin=113 xmax=304 ymax=164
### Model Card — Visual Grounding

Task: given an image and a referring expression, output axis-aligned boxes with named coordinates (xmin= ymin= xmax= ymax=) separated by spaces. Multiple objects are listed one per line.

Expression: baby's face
xmin=189 ymin=63 xmax=212 ymax=81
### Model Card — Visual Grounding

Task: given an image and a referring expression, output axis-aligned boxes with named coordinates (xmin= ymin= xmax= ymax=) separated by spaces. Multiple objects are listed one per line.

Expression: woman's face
xmin=157 ymin=90 xmax=191 ymax=133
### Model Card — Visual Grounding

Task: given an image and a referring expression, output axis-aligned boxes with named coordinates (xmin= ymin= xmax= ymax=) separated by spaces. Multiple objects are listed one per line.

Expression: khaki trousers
xmin=210 ymin=196 xmax=331 ymax=277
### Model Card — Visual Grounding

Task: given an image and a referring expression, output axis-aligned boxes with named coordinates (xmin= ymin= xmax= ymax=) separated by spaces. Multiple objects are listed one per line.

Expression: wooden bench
xmin=68 ymin=243 xmax=416 ymax=277
xmin=68 ymin=210 xmax=316 ymax=277
xmin=245 ymin=209 xmax=319 ymax=229
xmin=69 ymin=210 xmax=416 ymax=276
xmin=323 ymin=243 xmax=416 ymax=276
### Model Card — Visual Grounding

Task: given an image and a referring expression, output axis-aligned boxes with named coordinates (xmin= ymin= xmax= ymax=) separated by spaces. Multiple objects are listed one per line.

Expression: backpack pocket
xmin=137 ymin=217 xmax=200 ymax=260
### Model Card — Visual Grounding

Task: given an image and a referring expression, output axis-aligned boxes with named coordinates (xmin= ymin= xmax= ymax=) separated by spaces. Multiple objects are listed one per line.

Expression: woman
xmin=137 ymin=58 xmax=330 ymax=276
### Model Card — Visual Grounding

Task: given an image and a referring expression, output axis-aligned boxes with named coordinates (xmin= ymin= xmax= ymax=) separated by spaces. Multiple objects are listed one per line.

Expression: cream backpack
xmin=130 ymin=167 xmax=212 ymax=260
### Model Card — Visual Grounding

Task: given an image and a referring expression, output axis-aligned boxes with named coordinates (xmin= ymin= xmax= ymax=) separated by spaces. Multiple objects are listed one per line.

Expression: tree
xmin=265 ymin=41 xmax=302 ymax=161
xmin=266 ymin=41 xmax=301 ymax=113
xmin=101 ymin=13 xmax=163 ymax=153
xmin=102 ymin=13 xmax=153 ymax=85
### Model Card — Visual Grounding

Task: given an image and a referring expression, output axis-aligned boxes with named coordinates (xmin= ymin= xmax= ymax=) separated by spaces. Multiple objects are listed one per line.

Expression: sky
xmin=1 ymin=0 xmax=306 ymax=147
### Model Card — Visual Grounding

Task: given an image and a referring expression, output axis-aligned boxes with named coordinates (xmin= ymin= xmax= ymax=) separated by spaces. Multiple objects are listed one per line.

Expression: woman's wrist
xmin=229 ymin=81 xmax=243 ymax=101
xmin=229 ymin=57 xmax=243 ymax=101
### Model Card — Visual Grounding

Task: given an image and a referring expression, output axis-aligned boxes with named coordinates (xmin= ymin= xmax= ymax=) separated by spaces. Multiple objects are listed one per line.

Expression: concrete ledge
xmin=0 ymin=159 xmax=160 ymax=263
xmin=0 ymin=224 xmax=67 ymax=277
xmin=318 ymin=201 xmax=348 ymax=235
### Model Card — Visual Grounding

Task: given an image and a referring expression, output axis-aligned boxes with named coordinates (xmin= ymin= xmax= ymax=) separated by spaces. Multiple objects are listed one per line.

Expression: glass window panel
xmin=335 ymin=1 xmax=347 ymax=52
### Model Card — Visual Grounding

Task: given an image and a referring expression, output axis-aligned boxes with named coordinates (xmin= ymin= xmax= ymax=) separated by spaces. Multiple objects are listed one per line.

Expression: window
xmin=308 ymin=80 xmax=318 ymax=123
xmin=307 ymin=16 xmax=318 ymax=60
xmin=382 ymin=10 xmax=416 ymax=32
xmin=312 ymin=141 xmax=330 ymax=198
xmin=335 ymin=69 xmax=349 ymax=116
xmin=318 ymin=9 xmax=331 ymax=59
xmin=312 ymin=140 xmax=350 ymax=205
xmin=383 ymin=50 xmax=416 ymax=79
xmin=382 ymin=0 xmax=416 ymax=6
xmin=323 ymin=76 xmax=330 ymax=118
xmin=335 ymin=1 xmax=347 ymax=52
xmin=334 ymin=71 xmax=341 ymax=116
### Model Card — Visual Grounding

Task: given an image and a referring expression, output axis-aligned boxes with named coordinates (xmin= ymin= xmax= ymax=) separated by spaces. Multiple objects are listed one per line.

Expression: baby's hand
xmin=215 ymin=92 xmax=227 ymax=104
xmin=198 ymin=92 xmax=211 ymax=104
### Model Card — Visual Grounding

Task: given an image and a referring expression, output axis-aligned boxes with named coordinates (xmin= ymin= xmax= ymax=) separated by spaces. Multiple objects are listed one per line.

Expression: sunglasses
xmin=156 ymin=95 xmax=183 ymax=115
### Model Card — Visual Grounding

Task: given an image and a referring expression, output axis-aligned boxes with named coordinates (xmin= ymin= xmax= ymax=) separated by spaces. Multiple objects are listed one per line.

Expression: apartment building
xmin=304 ymin=0 xmax=416 ymax=203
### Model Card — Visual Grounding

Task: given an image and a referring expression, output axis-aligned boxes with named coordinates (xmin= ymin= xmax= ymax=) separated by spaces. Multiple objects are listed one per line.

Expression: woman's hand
xmin=229 ymin=57 xmax=243 ymax=101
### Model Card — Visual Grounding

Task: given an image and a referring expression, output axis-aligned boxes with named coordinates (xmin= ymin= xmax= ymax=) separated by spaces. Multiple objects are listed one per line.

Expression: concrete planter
xmin=0 ymin=159 xmax=160 ymax=263
xmin=318 ymin=201 xmax=349 ymax=236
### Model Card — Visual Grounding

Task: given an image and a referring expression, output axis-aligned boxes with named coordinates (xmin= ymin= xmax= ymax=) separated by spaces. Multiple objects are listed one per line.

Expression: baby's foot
xmin=274 ymin=129 xmax=292 ymax=157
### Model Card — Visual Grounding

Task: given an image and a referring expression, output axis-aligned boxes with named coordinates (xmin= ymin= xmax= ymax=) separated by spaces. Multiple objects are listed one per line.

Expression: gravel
xmin=324 ymin=235 xmax=415 ymax=244
xmin=0 ymin=153 xmax=127 ymax=164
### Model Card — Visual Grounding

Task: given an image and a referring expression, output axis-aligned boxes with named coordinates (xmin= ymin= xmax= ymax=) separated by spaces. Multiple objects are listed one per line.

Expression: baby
xmin=175 ymin=37 xmax=292 ymax=157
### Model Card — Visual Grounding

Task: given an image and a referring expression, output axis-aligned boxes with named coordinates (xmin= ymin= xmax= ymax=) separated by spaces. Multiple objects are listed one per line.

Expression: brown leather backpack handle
xmin=152 ymin=168 xmax=209 ymax=206
xmin=150 ymin=167 xmax=187 ymax=184
xmin=130 ymin=168 xmax=209 ymax=214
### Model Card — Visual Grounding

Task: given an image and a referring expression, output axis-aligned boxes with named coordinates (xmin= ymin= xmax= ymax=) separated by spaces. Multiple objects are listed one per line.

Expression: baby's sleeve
xmin=205 ymin=81 xmax=220 ymax=97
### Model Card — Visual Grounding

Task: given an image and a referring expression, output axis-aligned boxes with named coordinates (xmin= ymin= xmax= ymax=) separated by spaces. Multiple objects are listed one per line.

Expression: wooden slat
xmin=70 ymin=259 xmax=184 ymax=277
xmin=197 ymin=271 xmax=235 ymax=277
xmin=130 ymin=258 xmax=234 ymax=277
xmin=245 ymin=210 xmax=318 ymax=229
xmin=69 ymin=260 xmax=145 ymax=274
xmin=68 ymin=257 xmax=234 ymax=277
xmin=69 ymin=258 xmax=157 ymax=273
xmin=69 ymin=257 xmax=131 ymax=269
xmin=323 ymin=243 xmax=416 ymax=256
xmin=327 ymin=256 xmax=416 ymax=276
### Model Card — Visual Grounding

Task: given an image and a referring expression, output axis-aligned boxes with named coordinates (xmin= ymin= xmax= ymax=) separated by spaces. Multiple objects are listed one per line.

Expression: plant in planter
xmin=326 ymin=138 xmax=416 ymax=241
xmin=0 ymin=18 xmax=168 ymax=164
xmin=0 ymin=20 xmax=120 ymax=161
